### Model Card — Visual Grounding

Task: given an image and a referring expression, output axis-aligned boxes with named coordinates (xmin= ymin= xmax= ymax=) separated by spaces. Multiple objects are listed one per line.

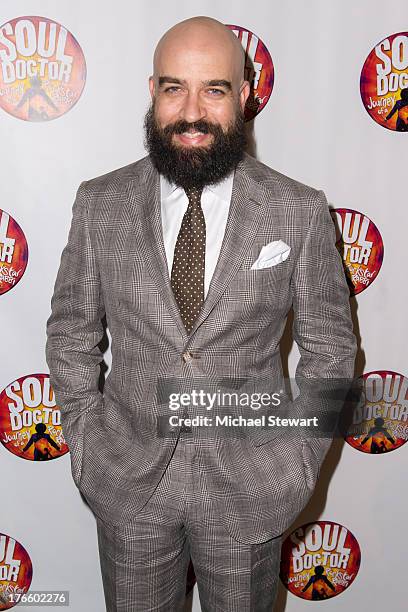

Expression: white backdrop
xmin=1 ymin=1 xmax=406 ymax=610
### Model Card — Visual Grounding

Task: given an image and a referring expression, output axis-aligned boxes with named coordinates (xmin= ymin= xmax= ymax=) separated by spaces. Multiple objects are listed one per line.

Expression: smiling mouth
xmin=181 ymin=131 xmax=205 ymax=138
xmin=173 ymin=131 xmax=213 ymax=146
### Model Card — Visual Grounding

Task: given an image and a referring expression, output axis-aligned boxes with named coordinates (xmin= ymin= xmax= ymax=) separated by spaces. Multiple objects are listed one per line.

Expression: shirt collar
xmin=160 ymin=170 xmax=235 ymax=204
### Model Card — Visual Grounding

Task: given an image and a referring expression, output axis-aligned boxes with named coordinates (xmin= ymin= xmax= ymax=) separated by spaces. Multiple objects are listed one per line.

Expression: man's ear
xmin=148 ymin=76 xmax=155 ymax=99
xmin=239 ymin=80 xmax=251 ymax=112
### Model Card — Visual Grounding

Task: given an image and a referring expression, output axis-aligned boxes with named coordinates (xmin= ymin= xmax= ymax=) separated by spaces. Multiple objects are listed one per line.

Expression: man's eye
xmin=207 ymin=89 xmax=224 ymax=96
xmin=164 ymin=86 xmax=181 ymax=93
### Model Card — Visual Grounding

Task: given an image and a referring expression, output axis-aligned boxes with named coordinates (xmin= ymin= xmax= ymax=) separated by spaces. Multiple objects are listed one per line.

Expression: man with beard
xmin=46 ymin=16 xmax=356 ymax=612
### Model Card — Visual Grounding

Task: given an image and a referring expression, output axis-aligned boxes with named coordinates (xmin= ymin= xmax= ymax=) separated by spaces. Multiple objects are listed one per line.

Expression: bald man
xmin=46 ymin=16 xmax=356 ymax=612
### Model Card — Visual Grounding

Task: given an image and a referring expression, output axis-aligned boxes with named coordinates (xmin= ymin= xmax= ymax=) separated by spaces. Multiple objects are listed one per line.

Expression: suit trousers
xmin=95 ymin=433 xmax=283 ymax=611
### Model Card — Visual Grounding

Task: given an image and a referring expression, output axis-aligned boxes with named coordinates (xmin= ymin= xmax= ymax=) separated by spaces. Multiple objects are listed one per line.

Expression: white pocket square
xmin=250 ymin=240 xmax=291 ymax=270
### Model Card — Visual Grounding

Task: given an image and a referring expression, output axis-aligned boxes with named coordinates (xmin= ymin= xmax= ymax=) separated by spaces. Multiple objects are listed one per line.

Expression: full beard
xmin=143 ymin=102 xmax=247 ymax=190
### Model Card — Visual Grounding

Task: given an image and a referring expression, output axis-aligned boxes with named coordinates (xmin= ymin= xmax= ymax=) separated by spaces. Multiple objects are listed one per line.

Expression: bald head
xmin=152 ymin=17 xmax=246 ymax=90
xmin=146 ymin=16 xmax=250 ymax=167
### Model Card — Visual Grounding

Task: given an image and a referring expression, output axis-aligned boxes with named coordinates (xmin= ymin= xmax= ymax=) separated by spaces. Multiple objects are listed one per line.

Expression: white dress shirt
xmin=160 ymin=172 xmax=234 ymax=298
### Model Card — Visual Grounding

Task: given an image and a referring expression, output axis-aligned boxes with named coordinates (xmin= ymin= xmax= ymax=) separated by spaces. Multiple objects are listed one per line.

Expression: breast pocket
xmin=233 ymin=258 xmax=292 ymax=295
xmin=253 ymin=258 xmax=292 ymax=284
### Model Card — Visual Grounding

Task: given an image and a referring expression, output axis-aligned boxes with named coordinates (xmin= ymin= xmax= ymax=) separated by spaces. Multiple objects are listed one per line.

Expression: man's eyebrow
xmin=204 ymin=79 xmax=232 ymax=91
xmin=158 ymin=76 xmax=184 ymax=86
xmin=158 ymin=76 xmax=232 ymax=91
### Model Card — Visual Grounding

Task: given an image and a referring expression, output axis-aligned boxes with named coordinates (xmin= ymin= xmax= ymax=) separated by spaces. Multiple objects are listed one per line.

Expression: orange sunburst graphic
xmin=0 ymin=374 xmax=69 ymax=461
xmin=280 ymin=521 xmax=361 ymax=600
xmin=0 ymin=16 xmax=86 ymax=121
xmin=360 ymin=32 xmax=408 ymax=131
xmin=345 ymin=370 xmax=408 ymax=454
xmin=330 ymin=208 xmax=383 ymax=296
xmin=227 ymin=25 xmax=274 ymax=121
xmin=0 ymin=209 xmax=28 ymax=296
xmin=0 ymin=533 xmax=32 ymax=610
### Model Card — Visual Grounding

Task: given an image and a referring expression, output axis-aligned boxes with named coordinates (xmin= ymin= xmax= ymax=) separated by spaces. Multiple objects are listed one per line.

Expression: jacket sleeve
xmin=290 ymin=190 xmax=357 ymax=467
xmin=45 ymin=181 xmax=106 ymax=486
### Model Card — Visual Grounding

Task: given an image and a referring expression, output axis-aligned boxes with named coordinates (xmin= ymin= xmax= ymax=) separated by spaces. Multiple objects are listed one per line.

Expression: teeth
xmin=182 ymin=132 xmax=203 ymax=138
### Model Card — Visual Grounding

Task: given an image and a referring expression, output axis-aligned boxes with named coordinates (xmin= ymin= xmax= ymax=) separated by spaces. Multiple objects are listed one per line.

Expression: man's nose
xmin=179 ymin=91 xmax=206 ymax=123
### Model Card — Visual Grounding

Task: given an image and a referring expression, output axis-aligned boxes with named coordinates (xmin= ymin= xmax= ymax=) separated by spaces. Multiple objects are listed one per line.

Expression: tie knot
xmin=185 ymin=187 xmax=203 ymax=205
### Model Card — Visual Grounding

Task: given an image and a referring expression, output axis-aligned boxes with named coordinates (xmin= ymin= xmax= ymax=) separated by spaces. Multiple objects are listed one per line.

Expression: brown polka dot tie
xmin=171 ymin=187 xmax=206 ymax=334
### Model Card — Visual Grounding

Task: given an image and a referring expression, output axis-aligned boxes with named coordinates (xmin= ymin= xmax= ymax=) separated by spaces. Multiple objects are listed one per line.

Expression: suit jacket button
xmin=182 ymin=351 xmax=192 ymax=363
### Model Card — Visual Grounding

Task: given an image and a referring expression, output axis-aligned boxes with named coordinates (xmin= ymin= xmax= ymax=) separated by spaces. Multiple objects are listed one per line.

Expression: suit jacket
xmin=46 ymin=153 xmax=357 ymax=544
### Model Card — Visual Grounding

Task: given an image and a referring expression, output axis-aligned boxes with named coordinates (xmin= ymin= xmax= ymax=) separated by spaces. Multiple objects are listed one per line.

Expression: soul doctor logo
xmin=0 ymin=374 xmax=68 ymax=461
xmin=330 ymin=208 xmax=383 ymax=295
xmin=0 ymin=209 xmax=28 ymax=296
xmin=226 ymin=25 xmax=274 ymax=121
xmin=360 ymin=32 xmax=408 ymax=131
xmin=0 ymin=16 xmax=86 ymax=121
xmin=345 ymin=371 xmax=408 ymax=454
xmin=280 ymin=521 xmax=361 ymax=601
xmin=0 ymin=532 xmax=32 ymax=610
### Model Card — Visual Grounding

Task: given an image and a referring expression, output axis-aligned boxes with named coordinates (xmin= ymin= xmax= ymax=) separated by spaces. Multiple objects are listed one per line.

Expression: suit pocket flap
xmin=248 ymin=423 xmax=283 ymax=446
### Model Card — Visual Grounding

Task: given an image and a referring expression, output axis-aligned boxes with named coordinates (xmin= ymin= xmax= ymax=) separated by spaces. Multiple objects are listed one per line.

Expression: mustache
xmin=162 ymin=119 xmax=223 ymax=136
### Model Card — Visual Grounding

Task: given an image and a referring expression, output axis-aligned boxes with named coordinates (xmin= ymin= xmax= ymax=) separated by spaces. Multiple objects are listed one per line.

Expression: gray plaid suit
xmin=46 ymin=152 xmax=356 ymax=551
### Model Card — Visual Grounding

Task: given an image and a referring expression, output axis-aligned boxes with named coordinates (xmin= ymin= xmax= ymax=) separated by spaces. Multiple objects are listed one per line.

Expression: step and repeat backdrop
xmin=0 ymin=1 xmax=406 ymax=611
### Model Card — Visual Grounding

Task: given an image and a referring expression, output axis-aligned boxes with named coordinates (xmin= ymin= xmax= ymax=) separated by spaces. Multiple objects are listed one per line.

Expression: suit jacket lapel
xmin=127 ymin=158 xmax=189 ymax=339
xmin=188 ymin=157 xmax=265 ymax=336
